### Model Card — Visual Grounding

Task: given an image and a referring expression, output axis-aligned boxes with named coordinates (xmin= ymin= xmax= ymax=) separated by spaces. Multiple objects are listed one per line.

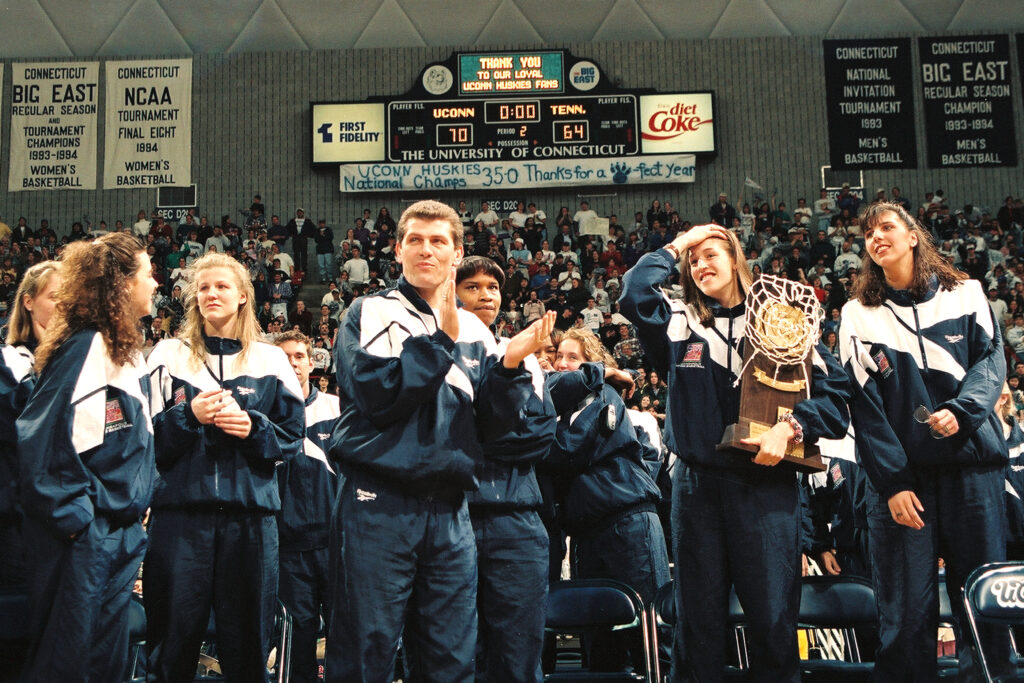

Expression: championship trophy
xmin=716 ymin=274 xmax=826 ymax=472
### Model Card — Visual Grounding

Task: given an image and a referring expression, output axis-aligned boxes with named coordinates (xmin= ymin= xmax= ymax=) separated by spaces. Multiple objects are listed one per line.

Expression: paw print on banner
xmin=610 ymin=162 xmax=631 ymax=184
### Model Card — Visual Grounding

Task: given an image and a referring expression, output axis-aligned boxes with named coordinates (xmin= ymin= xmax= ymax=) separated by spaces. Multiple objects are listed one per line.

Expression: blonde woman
xmin=1 ymin=261 xmax=61 ymax=587
xmin=145 ymin=252 xmax=304 ymax=682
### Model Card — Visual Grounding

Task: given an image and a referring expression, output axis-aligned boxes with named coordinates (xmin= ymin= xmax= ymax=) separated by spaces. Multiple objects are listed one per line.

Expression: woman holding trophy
xmin=621 ymin=224 xmax=849 ymax=681
xmin=839 ymin=202 xmax=1009 ymax=681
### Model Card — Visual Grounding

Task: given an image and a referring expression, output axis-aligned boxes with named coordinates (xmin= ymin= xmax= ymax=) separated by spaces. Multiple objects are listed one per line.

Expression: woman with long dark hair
xmin=18 ymin=233 xmax=157 ymax=682
xmin=144 ymin=252 xmax=304 ymax=682
xmin=839 ymin=201 xmax=1011 ymax=680
xmin=620 ymin=224 xmax=848 ymax=681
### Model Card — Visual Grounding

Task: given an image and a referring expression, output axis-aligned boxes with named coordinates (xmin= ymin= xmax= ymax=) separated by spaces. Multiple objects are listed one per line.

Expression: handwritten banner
xmin=104 ymin=59 xmax=192 ymax=189
xmin=339 ymin=154 xmax=696 ymax=192
xmin=8 ymin=62 xmax=99 ymax=191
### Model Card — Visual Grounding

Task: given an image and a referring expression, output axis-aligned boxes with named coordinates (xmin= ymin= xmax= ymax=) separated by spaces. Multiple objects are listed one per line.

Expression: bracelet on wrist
xmin=664 ymin=244 xmax=680 ymax=260
xmin=778 ymin=411 xmax=804 ymax=444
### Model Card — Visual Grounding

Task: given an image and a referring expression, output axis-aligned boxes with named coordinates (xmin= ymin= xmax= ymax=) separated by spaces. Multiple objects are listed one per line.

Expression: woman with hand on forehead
xmin=839 ymin=202 xmax=1011 ymax=681
xmin=620 ymin=223 xmax=849 ymax=682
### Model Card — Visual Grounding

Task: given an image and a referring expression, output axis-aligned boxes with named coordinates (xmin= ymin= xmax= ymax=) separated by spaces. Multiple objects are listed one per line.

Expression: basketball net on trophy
xmin=717 ymin=274 xmax=826 ymax=472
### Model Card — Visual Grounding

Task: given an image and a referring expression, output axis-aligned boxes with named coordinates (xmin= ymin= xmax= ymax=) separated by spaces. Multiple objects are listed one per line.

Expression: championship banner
xmin=823 ymin=39 xmax=917 ymax=170
xmin=339 ymin=154 xmax=696 ymax=192
xmin=104 ymin=59 xmax=192 ymax=189
xmin=920 ymin=35 xmax=1016 ymax=167
xmin=7 ymin=62 xmax=99 ymax=191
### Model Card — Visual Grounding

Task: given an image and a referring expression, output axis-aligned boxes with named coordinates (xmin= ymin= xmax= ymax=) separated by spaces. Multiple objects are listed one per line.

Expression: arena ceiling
xmin=0 ymin=0 xmax=1020 ymax=58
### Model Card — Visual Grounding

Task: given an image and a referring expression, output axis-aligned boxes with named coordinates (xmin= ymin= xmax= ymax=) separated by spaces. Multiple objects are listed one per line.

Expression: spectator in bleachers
xmin=474 ymin=201 xmax=499 ymax=234
xmin=708 ymin=193 xmax=735 ymax=227
xmin=523 ymin=289 xmax=545 ymax=324
xmin=456 ymin=200 xmax=473 ymax=230
xmin=267 ymin=214 xmax=289 ymax=251
xmin=287 ymin=208 xmax=314 ymax=274
xmin=890 ymin=186 xmax=912 ymax=213
xmin=837 ymin=183 xmax=860 ymax=216
xmin=647 ymin=199 xmax=669 ymax=228
xmin=288 ymin=300 xmax=313 ymax=336
xmin=313 ymin=219 xmax=335 ymax=284
xmin=269 ymin=270 xmax=293 ymax=319
xmin=573 ymin=201 xmax=598 ymax=231
xmin=204 ymin=225 xmax=229 ymax=254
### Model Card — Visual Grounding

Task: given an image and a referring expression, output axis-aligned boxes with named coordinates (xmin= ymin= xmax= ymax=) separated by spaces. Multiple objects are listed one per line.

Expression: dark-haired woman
xmin=839 ymin=201 xmax=1010 ymax=681
xmin=620 ymin=224 xmax=849 ymax=682
xmin=18 ymin=233 xmax=157 ymax=682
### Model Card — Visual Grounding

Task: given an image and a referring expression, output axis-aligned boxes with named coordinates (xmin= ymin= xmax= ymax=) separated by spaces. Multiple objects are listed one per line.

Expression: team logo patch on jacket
xmin=872 ymin=350 xmax=893 ymax=378
xmin=830 ymin=461 xmax=845 ymax=488
xmin=173 ymin=386 xmax=186 ymax=406
xmin=680 ymin=342 xmax=704 ymax=368
xmin=105 ymin=398 xmax=132 ymax=433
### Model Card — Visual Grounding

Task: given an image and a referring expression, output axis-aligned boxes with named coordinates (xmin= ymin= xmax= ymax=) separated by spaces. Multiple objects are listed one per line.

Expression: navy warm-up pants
xmin=22 ymin=515 xmax=146 ymax=683
xmin=471 ymin=507 xmax=549 ymax=683
xmin=672 ymin=464 xmax=801 ymax=683
xmin=327 ymin=475 xmax=477 ymax=682
xmin=866 ymin=465 xmax=1010 ymax=682
xmin=144 ymin=508 xmax=279 ymax=683
xmin=279 ymin=547 xmax=331 ymax=683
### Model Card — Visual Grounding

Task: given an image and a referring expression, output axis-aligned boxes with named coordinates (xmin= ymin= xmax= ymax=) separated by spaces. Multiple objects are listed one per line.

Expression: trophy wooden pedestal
xmin=716 ymin=348 xmax=825 ymax=473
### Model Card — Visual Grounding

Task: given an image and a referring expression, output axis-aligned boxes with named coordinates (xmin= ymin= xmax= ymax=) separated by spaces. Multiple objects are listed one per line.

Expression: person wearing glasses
xmin=839 ymin=201 xmax=1010 ymax=681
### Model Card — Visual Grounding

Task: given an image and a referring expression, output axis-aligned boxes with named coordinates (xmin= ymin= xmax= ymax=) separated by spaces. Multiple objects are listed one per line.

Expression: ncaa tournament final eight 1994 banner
xmin=103 ymin=59 xmax=192 ymax=190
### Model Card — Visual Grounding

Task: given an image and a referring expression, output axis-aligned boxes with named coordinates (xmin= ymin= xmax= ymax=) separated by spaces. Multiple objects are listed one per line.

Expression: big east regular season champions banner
xmin=8 ymin=62 xmax=99 ymax=191
xmin=104 ymin=59 xmax=191 ymax=189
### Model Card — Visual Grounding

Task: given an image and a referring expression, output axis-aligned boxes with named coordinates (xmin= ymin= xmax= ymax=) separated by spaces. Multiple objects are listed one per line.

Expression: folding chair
xmin=126 ymin=593 xmax=148 ymax=681
xmin=963 ymin=562 xmax=1024 ymax=682
xmin=544 ymin=578 xmax=658 ymax=683
xmin=797 ymin=575 xmax=876 ymax=682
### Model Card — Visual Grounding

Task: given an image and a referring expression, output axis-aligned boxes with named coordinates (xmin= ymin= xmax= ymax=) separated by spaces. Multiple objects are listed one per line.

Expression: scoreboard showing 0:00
xmin=387 ymin=95 xmax=638 ymax=162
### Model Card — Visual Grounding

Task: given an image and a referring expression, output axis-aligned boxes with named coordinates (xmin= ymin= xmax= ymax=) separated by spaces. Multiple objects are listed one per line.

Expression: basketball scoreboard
xmin=311 ymin=50 xmax=715 ymax=191
xmin=386 ymin=94 xmax=639 ymax=162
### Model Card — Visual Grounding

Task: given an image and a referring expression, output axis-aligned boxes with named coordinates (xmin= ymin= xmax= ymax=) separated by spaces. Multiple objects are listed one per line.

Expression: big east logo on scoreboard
xmin=640 ymin=93 xmax=715 ymax=154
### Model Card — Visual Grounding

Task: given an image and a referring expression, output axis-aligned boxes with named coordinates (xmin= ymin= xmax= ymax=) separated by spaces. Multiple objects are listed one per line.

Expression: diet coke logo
xmin=643 ymin=102 xmax=713 ymax=141
xmin=990 ymin=578 xmax=1024 ymax=608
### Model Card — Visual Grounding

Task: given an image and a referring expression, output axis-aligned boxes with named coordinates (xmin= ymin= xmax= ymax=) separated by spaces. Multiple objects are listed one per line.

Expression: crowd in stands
xmin=3 ymin=185 xmax=1024 ymax=417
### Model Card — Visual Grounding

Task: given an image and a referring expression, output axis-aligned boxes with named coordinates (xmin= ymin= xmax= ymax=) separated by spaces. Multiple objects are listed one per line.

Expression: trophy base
xmin=717 ymin=418 xmax=826 ymax=473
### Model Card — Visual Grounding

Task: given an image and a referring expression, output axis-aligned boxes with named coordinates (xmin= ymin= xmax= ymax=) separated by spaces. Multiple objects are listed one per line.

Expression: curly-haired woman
xmin=18 ymin=233 xmax=157 ymax=682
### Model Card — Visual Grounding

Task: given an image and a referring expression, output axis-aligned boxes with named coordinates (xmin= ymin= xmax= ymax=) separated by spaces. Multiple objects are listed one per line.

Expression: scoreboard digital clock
xmin=387 ymin=95 xmax=638 ymax=162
